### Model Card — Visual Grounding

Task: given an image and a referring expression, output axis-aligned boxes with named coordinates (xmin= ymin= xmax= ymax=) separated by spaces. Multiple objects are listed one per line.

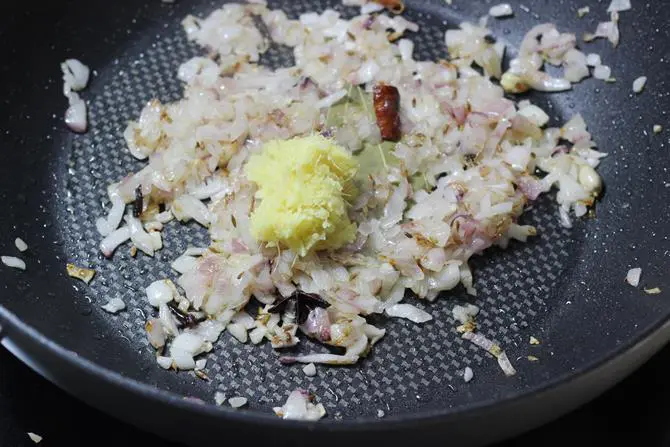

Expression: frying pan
xmin=0 ymin=0 xmax=668 ymax=445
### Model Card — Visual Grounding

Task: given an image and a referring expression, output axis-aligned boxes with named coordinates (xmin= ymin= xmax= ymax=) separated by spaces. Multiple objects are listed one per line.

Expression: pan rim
xmin=1 ymin=303 xmax=669 ymax=431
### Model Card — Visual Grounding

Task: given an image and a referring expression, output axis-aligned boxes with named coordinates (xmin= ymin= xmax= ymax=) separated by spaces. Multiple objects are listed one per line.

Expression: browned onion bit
xmin=268 ymin=290 xmax=330 ymax=325
xmin=373 ymin=0 xmax=405 ymax=14
xmin=133 ymin=185 xmax=143 ymax=218
xmin=166 ymin=301 xmax=206 ymax=328
xmin=373 ymin=83 xmax=402 ymax=142
xmin=195 ymin=370 xmax=210 ymax=381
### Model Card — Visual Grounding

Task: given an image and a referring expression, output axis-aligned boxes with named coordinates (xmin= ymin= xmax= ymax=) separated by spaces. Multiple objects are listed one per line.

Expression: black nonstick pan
xmin=0 ymin=0 xmax=668 ymax=446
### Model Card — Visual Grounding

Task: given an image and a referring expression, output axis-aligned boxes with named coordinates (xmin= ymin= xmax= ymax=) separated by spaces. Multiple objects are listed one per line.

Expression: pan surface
xmin=0 ymin=0 xmax=668 ymax=444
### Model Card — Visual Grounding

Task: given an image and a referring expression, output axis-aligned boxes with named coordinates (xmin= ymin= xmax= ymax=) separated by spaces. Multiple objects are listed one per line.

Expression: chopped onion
xmin=195 ymin=359 xmax=207 ymax=370
xmin=361 ymin=2 xmax=384 ymax=14
xmin=452 ymin=303 xmax=479 ymax=324
xmin=280 ymin=334 xmax=368 ymax=365
xmin=172 ymin=195 xmax=211 ymax=226
xmin=126 ymin=214 xmax=155 ymax=256
xmin=578 ymin=165 xmax=602 ymax=192
xmin=644 ymin=287 xmax=661 ymax=295
xmin=60 ymin=59 xmax=91 ymax=133
xmin=27 ymin=432 xmax=43 ymax=444
xmin=14 ymin=237 xmax=28 ymax=252
xmin=227 ymin=322 xmax=248 ymax=343
xmin=214 ymin=391 xmax=226 ymax=406
xmin=145 ymin=318 xmax=166 ymax=349
xmin=593 ymin=65 xmax=611 ymax=80
xmin=632 ymin=76 xmax=647 ymax=94
xmin=61 ymin=59 xmax=90 ymax=92
xmin=587 ymin=12 xmax=620 ymax=47
xmin=516 ymin=175 xmax=546 ymax=200
xmin=489 ymin=3 xmax=513 ymax=17
xmin=563 ymin=49 xmax=589 ymax=83
xmin=558 ymin=205 xmax=573 ymax=228
xmin=157 ymin=356 xmax=173 ymax=370
xmin=249 ymin=327 xmax=267 ymax=344
xmin=155 ymin=211 xmax=174 ymax=223
xmin=497 ymin=351 xmax=517 ymax=376
xmin=192 ymin=320 xmax=226 ymax=342
xmin=101 ymin=298 xmax=126 ymax=314
xmin=463 ymin=366 xmax=474 ymax=382
xmin=315 ymin=89 xmax=347 ymax=109
xmin=146 ymin=279 xmax=175 ymax=307
xmin=585 ymin=53 xmax=601 ymax=67
xmin=462 ymin=331 xmax=516 ymax=376
xmin=147 ymin=230 xmax=161 ymax=249
xmin=385 ymin=303 xmax=433 ymax=323
xmin=100 ymin=227 xmax=131 ymax=258
xmin=171 ymin=332 xmax=207 ymax=355
xmin=171 ymin=255 xmax=198 ymax=273
xmin=577 ymin=6 xmax=590 ymax=17
xmin=653 ymin=124 xmax=663 ymax=134
xmin=2 ymin=256 xmax=26 ymax=270
xmin=65 ymin=97 xmax=88 ymax=133
xmin=273 ymin=389 xmax=326 ymax=421
xmin=626 ymin=267 xmax=641 ymax=287
xmin=184 ymin=246 xmax=207 ymax=256
xmin=420 ymin=247 xmax=447 ymax=272
xmin=518 ymin=104 xmax=549 ymax=127
xmin=96 ymin=189 xmax=125 ymax=236
xmin=170 ymin=333 xmax=209 ymax=370
xmin=397 ymin=39 xmax=414 ymax=62
xmin=172 ymin=351 xmax=196 ymax=370
xmin=302 ymin=363 xmax=317 ymax=376
xmin=232 ymin=311 xmax=256 ymax=329
xmin=159 ymin=303 xmax=180 ymax=336
xmin=607 ymin=0 xmax=631 ymax=12
xmin=229 ymin=396 xmax=248 ymax=408
xmin=350 ymin=60 xmax=380 ymax=85
xmin=501 ymin=70 xmax=571 ymax=93
xmin=301 ymin=307 xmax=331 ymax=342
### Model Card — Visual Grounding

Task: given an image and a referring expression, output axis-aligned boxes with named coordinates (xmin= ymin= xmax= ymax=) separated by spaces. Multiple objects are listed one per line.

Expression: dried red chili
xmin=373 ymin=83 xmax=402 ymax=142
xmin=373 ymin=0 xmax=405 ymax=14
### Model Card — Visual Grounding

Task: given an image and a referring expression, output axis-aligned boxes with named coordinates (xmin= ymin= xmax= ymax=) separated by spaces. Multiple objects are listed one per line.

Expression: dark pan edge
xmin=0 ymin=303 xmax=668 ymax=446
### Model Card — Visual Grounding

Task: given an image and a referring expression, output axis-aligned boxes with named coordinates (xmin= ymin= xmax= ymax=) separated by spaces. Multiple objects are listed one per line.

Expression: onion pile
xmin=91 ymin=0 xmax=616 ymax=415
